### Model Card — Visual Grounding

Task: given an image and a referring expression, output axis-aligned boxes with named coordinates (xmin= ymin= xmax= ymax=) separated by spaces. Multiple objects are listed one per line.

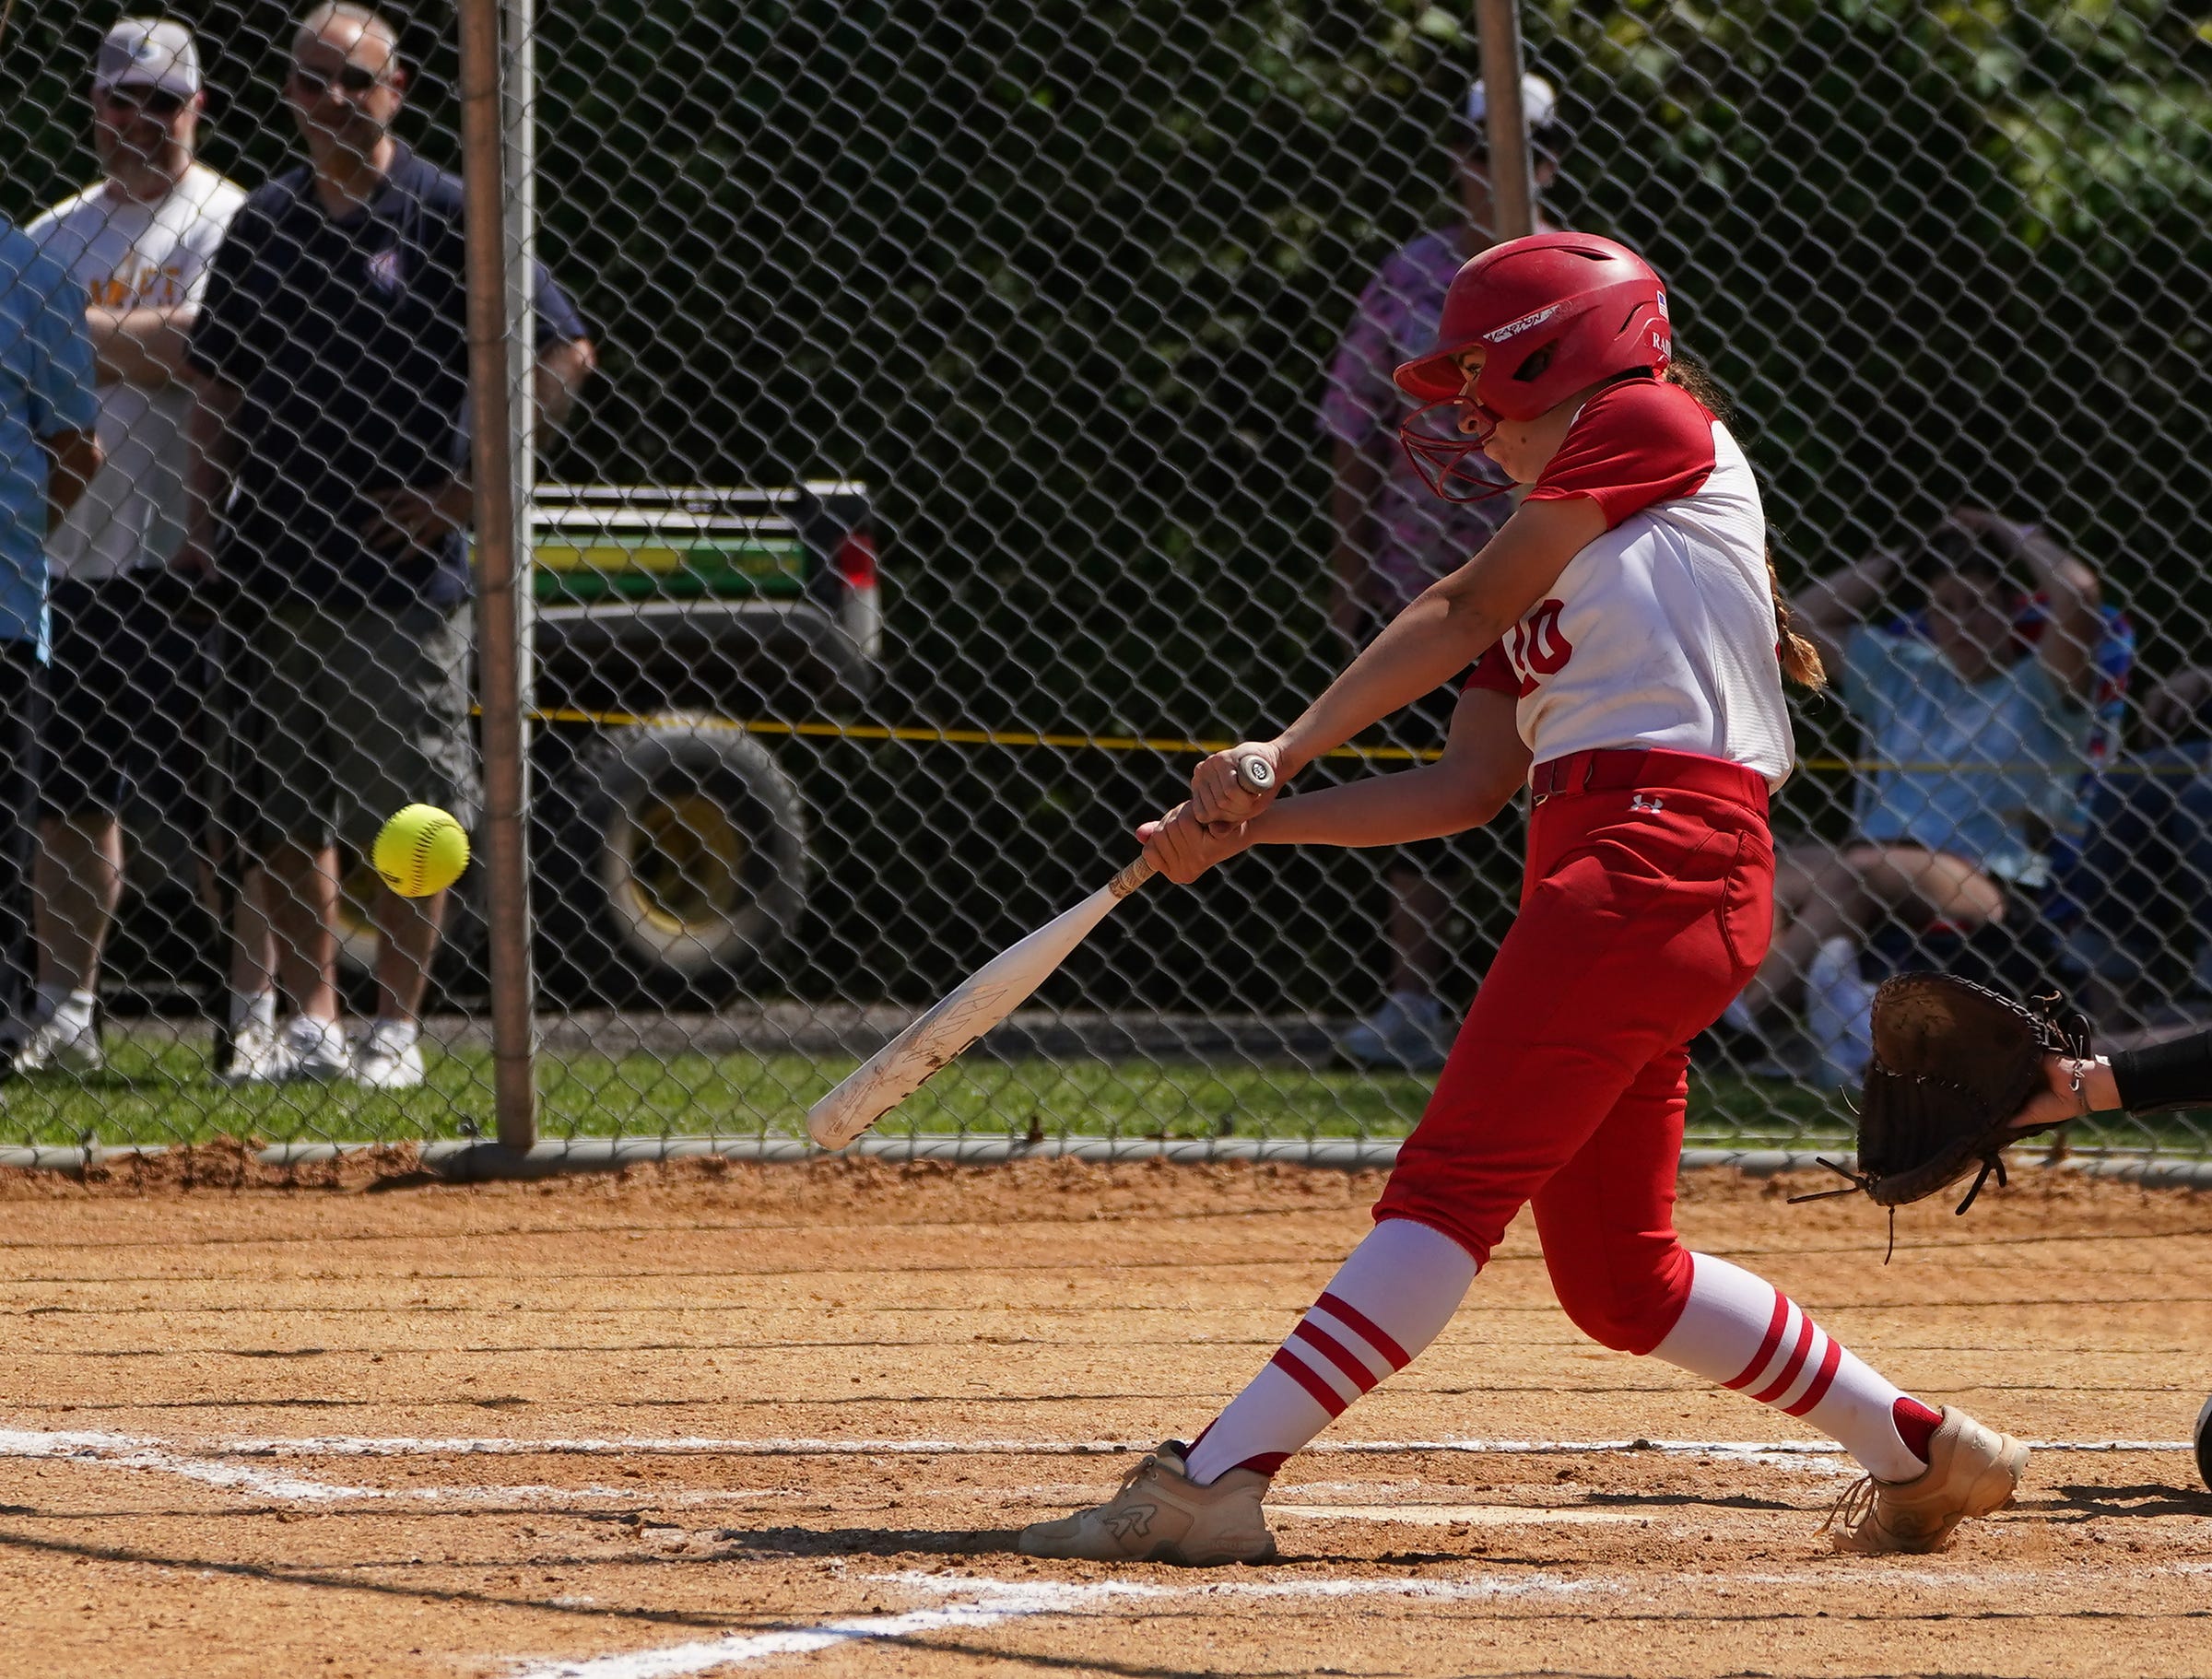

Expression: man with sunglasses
xmin=22 ymin=19 xmax=247 ymax=1074
xmin=181 ymin=3 xmax=594 ymax=1089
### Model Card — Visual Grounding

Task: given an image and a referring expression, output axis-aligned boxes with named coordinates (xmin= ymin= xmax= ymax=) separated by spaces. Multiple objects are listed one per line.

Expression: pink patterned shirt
xmin=1320 ymin=228 xmax=1515 ymax=616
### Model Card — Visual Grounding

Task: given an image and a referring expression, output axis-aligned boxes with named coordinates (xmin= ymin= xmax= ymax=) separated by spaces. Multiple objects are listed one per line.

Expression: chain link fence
xmin=2 ymin=1 xmax=2210 ymax=1160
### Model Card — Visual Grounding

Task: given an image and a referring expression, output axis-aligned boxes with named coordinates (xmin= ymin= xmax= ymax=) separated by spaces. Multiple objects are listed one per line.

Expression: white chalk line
xmin=0 ymin=1430 xmax=819 ymax=1508
xmin=499 ymin=1569 xmax=1597 ymax=1679
xmin=0 ymin=1428 xmax=376 ymax=1502
xmin=190 ymin=1431 xmax=2198 ymax=1460
xmin=0 ymin=1430 xmax=1787 ymax=1520
xmin=1271 ymin=1503 xmax=1650 ymax=1526
xmin=4 ymin=1427 xmax=2190 ymax=1517
xmin=500 ymin=1555 xmax=2212 ymax=1679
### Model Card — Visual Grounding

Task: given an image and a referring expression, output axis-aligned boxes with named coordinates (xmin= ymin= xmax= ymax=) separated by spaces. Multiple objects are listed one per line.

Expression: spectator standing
xmin=181 ymin=2 xmax=594 ymax=1087
xmin=21 ymin=19 xmax=250 ymax=1074
xmin=0 ymin=212 xmax=103 ymax=1063
xmin=1317 ymin=73 xmax=1568 ymax=1070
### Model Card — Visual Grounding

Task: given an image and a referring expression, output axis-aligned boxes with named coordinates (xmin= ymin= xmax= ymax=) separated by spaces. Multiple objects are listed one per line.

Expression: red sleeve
xmin=1464 ymin=641 xmax=1518 ymax=694
xmin=1524 ymin=378 xmax=1717 ymax=529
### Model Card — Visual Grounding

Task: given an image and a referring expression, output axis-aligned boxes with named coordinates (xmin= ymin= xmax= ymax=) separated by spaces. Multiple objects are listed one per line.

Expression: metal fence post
xmin=458 ymin=0 xmax=537 ymax=1151
xmin=1476 ymin=0 xmax=1536 ymax=241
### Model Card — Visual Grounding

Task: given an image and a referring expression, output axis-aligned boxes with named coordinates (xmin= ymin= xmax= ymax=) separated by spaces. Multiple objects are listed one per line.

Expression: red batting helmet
xmin=1393 ymin=232 xmax=1673 ymax=501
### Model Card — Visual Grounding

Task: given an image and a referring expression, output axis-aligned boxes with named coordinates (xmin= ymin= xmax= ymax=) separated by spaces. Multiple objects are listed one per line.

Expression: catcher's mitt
xmin=1794 ymin=972 xmax=2088 ymax=1226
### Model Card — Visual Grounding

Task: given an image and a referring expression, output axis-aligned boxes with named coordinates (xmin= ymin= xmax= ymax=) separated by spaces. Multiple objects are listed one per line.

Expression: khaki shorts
xmin=233 ymin=603 xmax=481 ymax=852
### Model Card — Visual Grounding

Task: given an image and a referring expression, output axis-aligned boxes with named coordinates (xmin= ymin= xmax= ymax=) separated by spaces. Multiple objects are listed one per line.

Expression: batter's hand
xmin=1137 ymin=802 xmax=1252 ymax=884
xmin=1188 ymin=741 xmax=1283 ymax=829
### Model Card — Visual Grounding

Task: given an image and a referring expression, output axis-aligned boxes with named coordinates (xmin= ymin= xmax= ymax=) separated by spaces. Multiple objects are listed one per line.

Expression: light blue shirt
xmin=0 ymin=219 xmax=100 ymax=645
xmin=1844 ymin=624 xmax=2091 ymax=887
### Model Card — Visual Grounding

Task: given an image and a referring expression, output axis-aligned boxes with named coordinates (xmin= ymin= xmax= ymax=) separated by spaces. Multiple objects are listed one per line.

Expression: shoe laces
xmin=1113 ymin=1453 xmax=1166 ymax=1501
xmin=1821 ymin=1474 xmax=1878 ymax=1538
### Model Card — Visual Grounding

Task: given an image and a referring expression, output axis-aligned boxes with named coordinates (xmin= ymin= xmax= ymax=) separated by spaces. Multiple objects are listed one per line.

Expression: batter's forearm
xmin=1277 ymin=591 xmax=1504 ymax=773
xmin=1248 ymin=764 xmax=1508 ymax=850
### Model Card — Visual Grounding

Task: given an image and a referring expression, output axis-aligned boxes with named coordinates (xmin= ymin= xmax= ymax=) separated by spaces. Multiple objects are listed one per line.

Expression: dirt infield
xmin=4 ymin=1157 xmax=2210 ymax=1678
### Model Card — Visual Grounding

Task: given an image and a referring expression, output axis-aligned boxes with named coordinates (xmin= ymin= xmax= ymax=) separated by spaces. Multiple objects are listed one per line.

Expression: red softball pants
xmin=1371 ymin=747 xmax=1776 ymax=1356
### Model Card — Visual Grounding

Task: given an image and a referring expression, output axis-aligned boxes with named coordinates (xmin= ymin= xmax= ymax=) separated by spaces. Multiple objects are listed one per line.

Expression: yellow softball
xmin=372 ymin=804 xmax=470 ymax=898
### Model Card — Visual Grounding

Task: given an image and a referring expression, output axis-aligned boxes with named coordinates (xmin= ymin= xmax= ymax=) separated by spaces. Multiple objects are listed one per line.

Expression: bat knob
xmin=1232 ymin=755 xmax=1276 ymax=795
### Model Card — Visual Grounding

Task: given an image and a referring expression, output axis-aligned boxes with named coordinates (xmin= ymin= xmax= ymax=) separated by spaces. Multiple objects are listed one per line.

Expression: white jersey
xmin=1472 ymin=378 xmax=1794 ymax=790
xmin=27 ymin=164 xmax=247 ymax=580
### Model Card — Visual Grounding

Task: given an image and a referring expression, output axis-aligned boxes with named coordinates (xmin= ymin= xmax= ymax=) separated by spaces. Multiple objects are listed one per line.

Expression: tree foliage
xmin=6 ymin=3 xmax=2209 ymax=1002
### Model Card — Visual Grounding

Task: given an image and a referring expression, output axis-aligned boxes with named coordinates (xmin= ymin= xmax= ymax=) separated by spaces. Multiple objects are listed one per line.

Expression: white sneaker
xmin=353 ymin=1019 xmax=426 ymax=1090
xmin=1336 ymin=993 xmax=1453 ymax=1072
xmin=217 ymin=1017 xmax=291 ymax=1086
xmin=17 ymin=1008 xmax=103 ymax=1074
xmin=281 ymin=1016 xmax=351 ymax=1084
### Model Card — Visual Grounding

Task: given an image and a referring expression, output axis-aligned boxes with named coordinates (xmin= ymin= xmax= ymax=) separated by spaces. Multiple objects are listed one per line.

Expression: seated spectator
xmin=2059 ymin=666 xmax=2212 ymax=1022
xmin=1722 ymin=509 xmax=2102 ymax=1058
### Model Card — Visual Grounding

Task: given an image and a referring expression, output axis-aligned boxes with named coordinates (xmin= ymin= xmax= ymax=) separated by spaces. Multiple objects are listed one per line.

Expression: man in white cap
xmin=22 ymin=18 xmax=250 ymax=1073
xmin=1317 ymin=73 xmax=1569 ymax=1071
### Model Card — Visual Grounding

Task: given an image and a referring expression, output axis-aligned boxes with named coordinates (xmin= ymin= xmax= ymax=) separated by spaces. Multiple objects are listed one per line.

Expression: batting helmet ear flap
xmin=1510 ymin=344 xmax=1556 ymax=383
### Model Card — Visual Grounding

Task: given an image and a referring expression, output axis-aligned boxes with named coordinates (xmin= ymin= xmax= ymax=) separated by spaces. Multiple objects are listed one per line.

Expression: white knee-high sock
xmin=1182 ymin=1217 xmax=1477 ymax=1485
xmin=1651 ymin=1251 xmax=1934 ymax=1482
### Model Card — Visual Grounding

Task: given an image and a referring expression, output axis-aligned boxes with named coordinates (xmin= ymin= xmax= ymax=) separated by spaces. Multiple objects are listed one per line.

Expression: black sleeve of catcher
xmin=2111 ymin=1029 xmax=2212 ymax=1113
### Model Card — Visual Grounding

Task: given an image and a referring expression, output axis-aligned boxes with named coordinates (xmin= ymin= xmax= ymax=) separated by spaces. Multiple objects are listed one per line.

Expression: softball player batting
xmin=1018 ymin=232 xmax=2026 ymax=1565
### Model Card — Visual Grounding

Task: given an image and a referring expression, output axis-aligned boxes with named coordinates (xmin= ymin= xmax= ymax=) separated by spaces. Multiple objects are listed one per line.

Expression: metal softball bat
xmin=806 ymin=752 xmax=1275 ymax=1149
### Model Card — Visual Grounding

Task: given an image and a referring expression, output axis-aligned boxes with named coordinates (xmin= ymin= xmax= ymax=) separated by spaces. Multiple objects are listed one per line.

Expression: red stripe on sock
xmin=1892 ymin=1396 xmax=1942 ymax=1464
xmin=1292 ymin=1320 xmax=1385 ymax=1392
xmin=1314 ymin=1291 xmax=1411 ymax=1369
xmin=1230 ymin=1451 xmax=1289 ymax=1478
xmin=1724 ymin=1292 xmax=1793 ymax=1391
xmin=1749 ymin=1314 xmax=1817 ymax=1405
xmin=1782 ymin=1333 xmax=1843 ymax=1417
xmin=1269 ymin=1345 xmax=1349 ymax=1417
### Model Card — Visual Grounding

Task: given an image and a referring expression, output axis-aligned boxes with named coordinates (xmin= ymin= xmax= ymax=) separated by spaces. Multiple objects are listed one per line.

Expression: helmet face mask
xmin=1398 ymin=395 xmax=1513 ymax=504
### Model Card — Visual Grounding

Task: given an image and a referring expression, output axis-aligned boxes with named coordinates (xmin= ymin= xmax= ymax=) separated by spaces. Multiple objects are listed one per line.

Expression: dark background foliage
xmin=6 ymin=3 xmax=2207 ymax=1015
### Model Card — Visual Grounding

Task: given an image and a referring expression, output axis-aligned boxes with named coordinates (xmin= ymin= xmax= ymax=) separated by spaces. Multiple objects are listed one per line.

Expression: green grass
xmin=6 ymin=1031 xmax=2203 ymax=1158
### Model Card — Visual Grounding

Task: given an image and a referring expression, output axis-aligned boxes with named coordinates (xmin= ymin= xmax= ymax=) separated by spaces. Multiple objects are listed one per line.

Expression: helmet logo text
xmin=1484 ymin=304 xmax=1560 ymax=344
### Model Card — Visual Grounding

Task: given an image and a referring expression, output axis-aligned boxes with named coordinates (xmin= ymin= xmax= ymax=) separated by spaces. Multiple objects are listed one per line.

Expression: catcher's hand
xmin=1797 ymin=972 xmax=2088 ymax=1217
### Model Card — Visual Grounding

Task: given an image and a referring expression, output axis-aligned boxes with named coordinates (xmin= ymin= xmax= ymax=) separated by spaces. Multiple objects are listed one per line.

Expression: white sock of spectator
xmin=35 ymin=984 xmax=97 ymax=1027
xmin=370 ymin=1017 xmax=421 ymax=1049
xmin=229 ymin=990 xmax=277 ymax=1033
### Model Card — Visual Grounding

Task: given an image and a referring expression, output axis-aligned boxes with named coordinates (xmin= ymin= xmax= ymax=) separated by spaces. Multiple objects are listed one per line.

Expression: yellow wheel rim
xmin=620 ymin=792 xmax=748 ymax=937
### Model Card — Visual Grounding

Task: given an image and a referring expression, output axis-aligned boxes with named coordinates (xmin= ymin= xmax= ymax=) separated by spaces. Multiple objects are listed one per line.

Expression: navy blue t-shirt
xmin=188 ymin=142 xmax=588 ymax=610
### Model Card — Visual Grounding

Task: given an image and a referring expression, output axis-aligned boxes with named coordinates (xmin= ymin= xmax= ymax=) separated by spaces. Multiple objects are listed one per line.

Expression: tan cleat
xmin=1826 ymin=1405 xmax=2028 ymax=1555
xmin=1017 ymin=1441 xmax=1278 ymax=1566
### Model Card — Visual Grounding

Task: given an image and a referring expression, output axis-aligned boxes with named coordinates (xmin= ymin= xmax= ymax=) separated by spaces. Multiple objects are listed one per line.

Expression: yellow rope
xmin=524 ymin=708 xmax=2212 ymax=776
